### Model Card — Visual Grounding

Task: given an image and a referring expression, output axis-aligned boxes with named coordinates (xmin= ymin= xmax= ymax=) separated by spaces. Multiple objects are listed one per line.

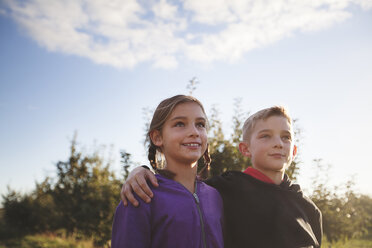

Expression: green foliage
xmin=1 ymin=136 xmax=121 ymax=246
xmin=322 ymin=236 xmax=372 ymax=248
xmin=1 ymin=190 xmax=38 ymax=237
xmin=286 ymin=119 xmax=302 ymax=181
xmin=310 ymin=159 xmax=372 ymax=242
xmin=205 ymin=102 xmax=251 ymax=177
xmin=0 ymin=234 xmax=95 ymax=248
xmin=121 ymin=150 xmax=133 ymax=181
xmin=186 ymin=77 xmax=199 ymax=95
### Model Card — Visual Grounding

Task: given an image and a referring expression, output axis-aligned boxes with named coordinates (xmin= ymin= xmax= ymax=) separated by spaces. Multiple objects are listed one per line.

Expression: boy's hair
xmin=242 ymin=106 xmax=292 ymax=142
xmin=147 ymin=95 xmax=211 ymax=178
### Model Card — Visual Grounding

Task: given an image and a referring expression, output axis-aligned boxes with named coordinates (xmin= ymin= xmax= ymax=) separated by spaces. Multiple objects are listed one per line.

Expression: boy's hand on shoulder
xmin=120 ymin=166 xmax=158 ymax=207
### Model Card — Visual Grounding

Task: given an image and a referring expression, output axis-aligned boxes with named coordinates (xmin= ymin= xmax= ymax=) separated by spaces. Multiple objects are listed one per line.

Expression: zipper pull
xmin=193 ymin=193 xmax=200 ymax=204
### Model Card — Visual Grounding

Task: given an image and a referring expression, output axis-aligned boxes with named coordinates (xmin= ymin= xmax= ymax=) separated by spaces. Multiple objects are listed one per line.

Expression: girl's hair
xmin=147 ymin=95 xmax=211 ymax=179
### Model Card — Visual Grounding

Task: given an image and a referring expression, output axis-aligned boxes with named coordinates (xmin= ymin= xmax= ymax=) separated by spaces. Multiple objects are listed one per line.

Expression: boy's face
xmin=240 ymin=116 xmax=297 ymax=174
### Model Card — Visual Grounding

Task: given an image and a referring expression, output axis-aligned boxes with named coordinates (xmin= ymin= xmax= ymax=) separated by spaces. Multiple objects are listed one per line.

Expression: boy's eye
xmin=260 ymin=134 xmax=270 ymax=138
xmin=196 ymin=122 xmax=206 ymax=128
xmin=282 ymin=135 xmax=292 ymax=141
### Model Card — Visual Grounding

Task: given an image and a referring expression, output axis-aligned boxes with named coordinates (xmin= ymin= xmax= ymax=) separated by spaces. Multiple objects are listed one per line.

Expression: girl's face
xmin=151 ymin=102 xmax=208 ymax=167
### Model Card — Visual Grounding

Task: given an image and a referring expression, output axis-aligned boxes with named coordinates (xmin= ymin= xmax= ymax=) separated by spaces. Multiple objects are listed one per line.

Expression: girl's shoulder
xmin=154 ymin=174 xmax=179 ymax=188
xmin=151 ymin=174 xmax=190 ymax=195
xmin=152 ymin=175 xmax=220 ymax=198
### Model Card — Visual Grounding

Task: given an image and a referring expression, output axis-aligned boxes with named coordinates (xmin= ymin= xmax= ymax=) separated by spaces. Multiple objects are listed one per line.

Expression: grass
xmin=1 ymin=233 xmax=371 ymax=248
xmin=322 ymin=237 xmax=372 ymax=248
xmin=0 ymin=234 xmax=96 ymax=248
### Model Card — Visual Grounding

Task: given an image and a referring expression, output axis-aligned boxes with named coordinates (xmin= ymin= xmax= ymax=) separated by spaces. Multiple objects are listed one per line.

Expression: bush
xmin=310 ymin=160 xmax=372 ymax=242
xmin=1 ymin=137 xmax=121 ymax=246
xmin=0 ymin=234 xmax=95 ymax=248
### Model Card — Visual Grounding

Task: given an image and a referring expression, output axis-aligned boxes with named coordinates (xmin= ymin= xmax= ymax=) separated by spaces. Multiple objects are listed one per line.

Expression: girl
xmin=111 ymin=95 xmax=224 ymax=248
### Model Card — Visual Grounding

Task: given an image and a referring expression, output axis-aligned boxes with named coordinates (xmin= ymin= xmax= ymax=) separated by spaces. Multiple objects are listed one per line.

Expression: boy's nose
xmin=273 ymin=136 xmax=283 ymax=148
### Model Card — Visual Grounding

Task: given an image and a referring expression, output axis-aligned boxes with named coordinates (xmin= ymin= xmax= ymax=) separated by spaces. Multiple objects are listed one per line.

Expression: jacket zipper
xmin=172 ymin=179 xmax=208 ymax=248
xmin=193 ymin=182 xmax=207 ymax=248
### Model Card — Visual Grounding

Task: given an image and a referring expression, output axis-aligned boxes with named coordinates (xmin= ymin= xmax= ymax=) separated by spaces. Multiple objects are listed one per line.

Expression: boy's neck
xmin=250 ymin=166 xmax=284 ymax=185
xmin=165 ymin=161 xmax=198 ymax=193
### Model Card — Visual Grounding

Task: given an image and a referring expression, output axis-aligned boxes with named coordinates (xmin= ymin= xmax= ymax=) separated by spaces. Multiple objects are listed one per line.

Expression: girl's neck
xmin=165 ymin=161 xmax=198 ymax=193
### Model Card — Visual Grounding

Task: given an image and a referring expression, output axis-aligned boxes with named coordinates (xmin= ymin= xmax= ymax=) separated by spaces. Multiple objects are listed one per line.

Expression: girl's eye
xmin=282 ymin=135 xmax=292 ymax=141
xmin=260 ymin=134 xmax=270 ymax=138
xmin=175 ymin=122 xmax=185 ymax=127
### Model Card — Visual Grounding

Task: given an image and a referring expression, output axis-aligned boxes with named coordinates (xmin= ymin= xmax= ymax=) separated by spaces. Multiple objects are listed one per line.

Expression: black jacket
xmin=206 ymin=171 xmax=322 ymax=248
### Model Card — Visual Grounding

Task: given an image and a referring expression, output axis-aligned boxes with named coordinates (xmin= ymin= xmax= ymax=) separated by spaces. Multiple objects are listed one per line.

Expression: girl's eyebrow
xmin=170 ymin=116 xmax=187 ymax=121
xmin=170 ymin=116 xmax=206 ymax=121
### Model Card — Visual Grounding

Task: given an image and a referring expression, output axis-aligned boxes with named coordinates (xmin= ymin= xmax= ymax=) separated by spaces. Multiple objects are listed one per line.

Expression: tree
xmin=286 ymin=119 xmax=302 ymax=181
xmin=309 ymin=159 xmax=372 ymax=243
xmin=1 ymin=135 xmax=122 ymax=246
xmin=230 ymin=98 xmax=246 ymax=146
xmin=2 ymin=189 xmax=37 ymax=237
xmin=1 ymin=180 xmax=57 ymax=239
xmin=51 ymin=137 xmax=120 ymax=245
xmin=186 ymin=77 xmax=199 ymax=95
xmin=205 ymin=102 xmax=251 ymax=177
xmin=121 ymin=150 xmax=134 ymax=180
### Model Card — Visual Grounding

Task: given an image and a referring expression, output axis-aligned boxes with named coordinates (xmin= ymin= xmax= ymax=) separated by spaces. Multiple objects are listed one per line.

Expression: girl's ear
xmin=239 ymin=142 xmax=252 ymax=158
xmin=150 ymin=130 xmax=163 ymax=147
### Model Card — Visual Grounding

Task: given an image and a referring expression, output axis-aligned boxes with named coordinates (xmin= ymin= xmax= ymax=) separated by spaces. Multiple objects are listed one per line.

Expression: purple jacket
xmin=111 ymin=174 xmax=224 ymax=248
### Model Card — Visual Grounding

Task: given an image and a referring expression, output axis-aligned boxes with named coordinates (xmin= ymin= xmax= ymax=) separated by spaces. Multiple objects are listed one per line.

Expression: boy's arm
xmin=120 ymin=166 xmax=158 ymax=207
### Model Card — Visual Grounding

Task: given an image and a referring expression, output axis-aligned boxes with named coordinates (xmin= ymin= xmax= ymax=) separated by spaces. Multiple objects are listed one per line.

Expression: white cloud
xmin=183 ymin=0 xmax=237 ymax=25
xmin=4 ymin=0 xmax=372 ymax=69
xmin=153 ymin=0 xmax=179 ymax=20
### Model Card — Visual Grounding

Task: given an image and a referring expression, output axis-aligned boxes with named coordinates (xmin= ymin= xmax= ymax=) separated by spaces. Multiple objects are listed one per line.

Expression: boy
xmin=121 ymin=106 xmax=322 ymax=248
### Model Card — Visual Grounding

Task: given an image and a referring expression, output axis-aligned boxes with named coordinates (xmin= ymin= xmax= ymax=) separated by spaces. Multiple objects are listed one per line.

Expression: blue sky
xmin=1 ymin=0 xmax=372 ymax=199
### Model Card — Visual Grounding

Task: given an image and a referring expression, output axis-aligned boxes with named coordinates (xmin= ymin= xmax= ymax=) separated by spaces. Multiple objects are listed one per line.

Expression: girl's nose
xmin=189 ymin=125 xmax=199 ymax=137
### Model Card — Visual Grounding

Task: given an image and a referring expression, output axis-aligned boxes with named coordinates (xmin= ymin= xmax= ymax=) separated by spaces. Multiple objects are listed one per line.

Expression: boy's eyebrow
xmin=281 ymin=130 xmax=292 ymax=135
xmin=257 ymin=129 xmax=292 ymax=134
xmin=257 ymin=129 xmax=272 ymax=133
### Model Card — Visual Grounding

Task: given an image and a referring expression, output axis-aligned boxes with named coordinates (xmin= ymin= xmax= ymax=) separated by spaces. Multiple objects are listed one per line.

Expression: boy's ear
xmin=293 ymin=145 xmax=297 ymax=157
xmin=150 ymin=130 xmax=163 ymax=147
xmin=239 ymin=142 xmax=251 ymax=158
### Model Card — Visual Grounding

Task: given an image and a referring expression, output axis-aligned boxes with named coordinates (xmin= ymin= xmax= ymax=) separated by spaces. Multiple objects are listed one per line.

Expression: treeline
xmin=1 ymin=102 xmax=372 ymax=246
xmin=0 ymin=137 xmax=124 ymax=246
xmin=310 ymin=159 xmax=372 ymax=243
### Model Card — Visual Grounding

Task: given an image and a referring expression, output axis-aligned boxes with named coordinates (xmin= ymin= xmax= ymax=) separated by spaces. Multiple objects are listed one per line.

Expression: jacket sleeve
xmin=205 ymin=175 xmax=226 ymax=193
xmin=111 ymin=201 xmax=151 ymax=248
xmin=314 ymin=208 xmax=323 ymax=248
